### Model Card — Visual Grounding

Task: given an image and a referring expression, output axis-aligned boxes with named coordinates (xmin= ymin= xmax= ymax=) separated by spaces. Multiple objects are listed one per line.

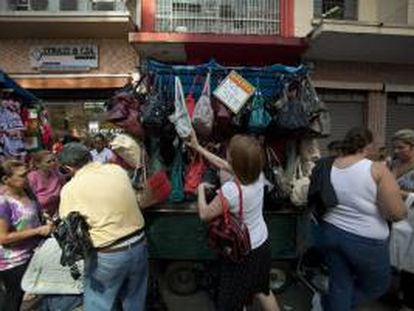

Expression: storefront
xmin=0 ymin=38 xmax=137 ymax=137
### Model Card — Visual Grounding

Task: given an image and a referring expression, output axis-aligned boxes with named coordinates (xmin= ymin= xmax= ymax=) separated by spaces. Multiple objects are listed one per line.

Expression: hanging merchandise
xmin=290 ymin=158 xmax=311 ymax=207
xmin=142 ymin=76 xmax=172 ymax=135
xmin=169 ymin=76 xmax=193 ymax=139
xmin=184 ymin=153 xmax=207 ymax=195
xmin=192 ymin=73 xmax=214 ymax=138
xmin=185 ymin=75 xmax=201 ymax=119
xmin=167 ymin=143 xmax=185 ymax=203
xmin=105 ymin=92 xmax=143 ymax=138
xmin=248 ymin=84 xmax=271 ymax=134
xmin=263 ymin=147 xmax=291 ymax=209
xmin=272 ymin=81 xmax=309 ymax=133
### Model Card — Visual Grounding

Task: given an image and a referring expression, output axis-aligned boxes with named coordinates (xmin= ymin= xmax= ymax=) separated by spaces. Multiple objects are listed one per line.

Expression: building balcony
xmin=305 ymin=0 xmax=414 ymax=64
xmin=129 ymin=0 xmax=306 ymax=65
xmin=0 ymin=0 xmax=138 ymax=38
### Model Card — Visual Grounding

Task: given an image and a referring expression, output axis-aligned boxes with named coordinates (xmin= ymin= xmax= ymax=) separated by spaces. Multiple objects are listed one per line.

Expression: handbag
xmin=169 ymin=76 xmax=193 ymax=139
xmin=184 ymin=153 xmax=207 ymax=195
xmin=142 ymin=76 xmax=172 ymax=134
xmin=192 ymin=73 xmax=214 ymax=138
xmin=290 ymin=159 xmax=310 ymax=207
xmin=136 ymin=147 xmax=171 ymax=208
xmin=167 ymin=144 xmax=185 ymax=203
xmin=207 ymin=180 xmax=251 ymax=262
xmin=185 ymin=75 xmax=201 ymax=119
xmin=248 ymin=88 xmax=271 ymax=134
xmin=263 ymin=147 xmax=291 ymax=208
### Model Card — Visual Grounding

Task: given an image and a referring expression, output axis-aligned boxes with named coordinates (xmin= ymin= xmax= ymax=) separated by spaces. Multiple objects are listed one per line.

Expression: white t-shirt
xmin=90 ymin=147 xmax=114 ymax=164
xmin=220 ymin=173 xmax=268 ymax=249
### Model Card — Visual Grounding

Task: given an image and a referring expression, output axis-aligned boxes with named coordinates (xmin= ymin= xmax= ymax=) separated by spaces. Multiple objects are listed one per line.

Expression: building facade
xmin=0 ymin=0 xmax=140 ymax=134
xmin=299 ymin=0 xmax=414 ymax=149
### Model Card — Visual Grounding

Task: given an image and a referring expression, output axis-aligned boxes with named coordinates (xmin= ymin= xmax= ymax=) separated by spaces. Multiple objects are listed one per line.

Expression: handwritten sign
xmin=213 ymin=71 xmax=255 ymax=114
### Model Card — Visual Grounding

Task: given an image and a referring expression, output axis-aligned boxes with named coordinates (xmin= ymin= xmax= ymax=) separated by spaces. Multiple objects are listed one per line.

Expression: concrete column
xmin=367 ymin=91 xmax=387 ymax=147
xmin=408 ymin=0 xmax=414 ymax=24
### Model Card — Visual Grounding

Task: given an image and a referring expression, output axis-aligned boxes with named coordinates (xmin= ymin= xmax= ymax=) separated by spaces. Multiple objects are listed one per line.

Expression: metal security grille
xmin=156 ymin=0 xmax=280 ymax=35
xmin=314 ymin=0 xmax=357 ymax=20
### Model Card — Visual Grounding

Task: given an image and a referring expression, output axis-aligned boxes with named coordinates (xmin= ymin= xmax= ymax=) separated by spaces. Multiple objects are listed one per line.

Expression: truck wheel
xmin=165 ymin=262 xmax=198 ymax=296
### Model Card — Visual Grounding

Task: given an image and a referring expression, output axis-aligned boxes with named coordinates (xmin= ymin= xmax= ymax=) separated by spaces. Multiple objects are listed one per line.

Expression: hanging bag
xmin=169 ymin=76 xmax=193 ymax=139
xmin=184 ymin=153 xmax=207 ymax=195
xmin=263 ymin=147 xmax=291 ymax=208
xmin=185 ymin=75 xmax=201 ymax=119
xmin=207 ymin=180 xmax=251 ymax=262
xmin=167 ymin=144 xmax=185 ymax=203
xmin=290 ymin=159 xmax=310 ymax=207
xmin=192 ymin=73 xmax=214 ymax=138
xmin=248 ymin=86 xmax=271 ymax=134
xmin=273 ymin=82 xmax=309 ymax=132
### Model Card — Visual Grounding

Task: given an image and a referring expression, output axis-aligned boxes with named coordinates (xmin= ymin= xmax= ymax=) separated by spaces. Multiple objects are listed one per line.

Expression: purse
xmin=290 ymin=159 xmax=310 ymax=207
xmin=184 ymin=153 xmax=207 ymax=195
xmin=263 ymin=147 xmax=291 ymax=209
xmin=167 ymin=144 xmax=185 ymax=203
xmin=207 ymin=180 xmax=251 ymax=262
xmin=248 ymin=88 xmax=271 ymax=134
xmin=136 ymin=148 xmax=171 ymax=208
xmin=169 ymin=76 xmax=193 ymax=139
xmin=192 ymin=73 xmax=214 ymax=138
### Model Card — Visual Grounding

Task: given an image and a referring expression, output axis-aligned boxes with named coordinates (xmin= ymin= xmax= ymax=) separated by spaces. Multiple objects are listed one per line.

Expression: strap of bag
xmin=218 ymin=178 xmax=244 ymax=224
xmin=267 ymin=147 xmax=282 ymax=168
xmin=187 ymin=74 xmax=202 ymax=97
xmin=201 ymin=72 xmax=211 ymax=97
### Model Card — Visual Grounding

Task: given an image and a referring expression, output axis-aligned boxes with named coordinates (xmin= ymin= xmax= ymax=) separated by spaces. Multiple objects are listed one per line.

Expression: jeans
xmin=0 ymin=263 xmax=28 ymax=311
xmin=320 ymin=222 xmax=391 ymax=311
xmin=84 ymin=240 xmax=148 ymax=311
xmin=41 ymin=295 xmax=82 ymax=311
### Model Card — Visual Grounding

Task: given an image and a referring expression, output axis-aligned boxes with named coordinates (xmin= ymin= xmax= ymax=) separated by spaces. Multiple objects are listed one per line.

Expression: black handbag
xmin=142 ymin=76 xmax=174 ymax=134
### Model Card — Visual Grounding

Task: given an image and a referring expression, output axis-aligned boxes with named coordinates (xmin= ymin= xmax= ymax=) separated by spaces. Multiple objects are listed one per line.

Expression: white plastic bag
xmin=290 ymin=159 xmax=310 ymax=206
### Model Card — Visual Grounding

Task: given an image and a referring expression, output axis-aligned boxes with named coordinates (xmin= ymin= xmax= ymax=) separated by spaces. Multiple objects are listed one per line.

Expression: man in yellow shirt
xmin=58 ymin=142 xmax=147 ymax=311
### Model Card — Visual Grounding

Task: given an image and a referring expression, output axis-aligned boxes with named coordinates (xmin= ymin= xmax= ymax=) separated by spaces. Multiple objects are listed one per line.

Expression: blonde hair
xmin=228 ymin=135 xmax=264 ymax=185
xmin=392 ymin=129 xmax=414 ymax=146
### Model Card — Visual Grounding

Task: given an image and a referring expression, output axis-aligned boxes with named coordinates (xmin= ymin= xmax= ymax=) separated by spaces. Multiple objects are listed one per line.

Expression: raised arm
xmin=186 ymin=131 xmax=232 ymax=173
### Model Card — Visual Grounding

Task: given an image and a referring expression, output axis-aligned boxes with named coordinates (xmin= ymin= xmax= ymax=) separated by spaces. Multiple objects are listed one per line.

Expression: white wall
xmin=294 ymin=0 xmax=314 ymax=37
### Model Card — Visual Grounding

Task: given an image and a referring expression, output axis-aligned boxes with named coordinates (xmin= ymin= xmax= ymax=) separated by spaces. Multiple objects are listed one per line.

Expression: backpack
xmin=207 ymin=180 xmax=251 ymax=262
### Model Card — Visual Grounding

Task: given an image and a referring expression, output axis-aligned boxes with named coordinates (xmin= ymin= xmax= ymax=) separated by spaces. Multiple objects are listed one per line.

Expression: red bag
xmin=207 ymin=180 xmax=251 ymax=262
xmin=148 ymin=170 xmax=171 ymax=204
xmin=184 ymin=155 xmax=206 ymax=195
xmin=185 ymin=75 xmax=201 ymax=119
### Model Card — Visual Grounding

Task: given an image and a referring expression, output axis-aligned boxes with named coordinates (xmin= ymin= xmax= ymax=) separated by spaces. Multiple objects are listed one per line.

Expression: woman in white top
xmin=187 ymin=133 xmax=279 ymax=311
xmin=320 ymin=127 xmax=406 ymax=311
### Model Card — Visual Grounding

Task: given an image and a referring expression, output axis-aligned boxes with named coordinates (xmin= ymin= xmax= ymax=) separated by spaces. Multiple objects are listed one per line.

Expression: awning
xmin=0 ymin=70 xmax=40 ymax=103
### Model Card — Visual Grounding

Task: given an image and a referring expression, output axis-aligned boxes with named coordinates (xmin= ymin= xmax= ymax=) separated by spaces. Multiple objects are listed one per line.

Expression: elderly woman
xmin=390 ymin=129 xmax=414 ymax=311
xmin=318 ymin=127 xmax=406 ymax=311
xmin=0 ymin=160 xmax=53 ymax=311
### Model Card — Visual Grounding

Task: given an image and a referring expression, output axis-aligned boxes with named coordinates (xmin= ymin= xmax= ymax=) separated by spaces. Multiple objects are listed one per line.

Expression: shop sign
xmin=213 ymin=70 xmax=255 ymax=114
xmin=30 ymin=45 xmax=98 ymax=71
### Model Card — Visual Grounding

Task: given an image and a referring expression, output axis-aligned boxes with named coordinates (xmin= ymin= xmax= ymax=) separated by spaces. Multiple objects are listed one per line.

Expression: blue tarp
xmin=0 ymin=70 xmax=40 ymax=104
xmin=144 ymin=59 xmax=309 ymax=98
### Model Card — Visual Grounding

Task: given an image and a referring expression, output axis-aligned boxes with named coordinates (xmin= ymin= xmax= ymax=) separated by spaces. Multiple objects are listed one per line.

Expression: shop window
xmin=92 ymin=0 xmax=115 ymax=11
xmin=172 ymin=2 xmax=201 ymax=13
xmin=60 ymin=0 xmax=78 ymax=10
xmin=314 ymin=0 xmax=358 ymax=20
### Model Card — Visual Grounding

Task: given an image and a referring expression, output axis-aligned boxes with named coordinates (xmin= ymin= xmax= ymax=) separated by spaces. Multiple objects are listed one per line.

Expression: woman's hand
xmin=37 ymin=224 xmax=54 ymax=237
xmin=185 ymin=130 xmax=200 ymax=151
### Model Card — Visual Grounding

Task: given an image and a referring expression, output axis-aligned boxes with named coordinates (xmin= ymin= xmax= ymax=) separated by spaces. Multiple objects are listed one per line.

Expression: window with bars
xmin=155 ymin=0 xmax=280 ymax=35
xmin=314 ymin=0 xmax=358 ymax=20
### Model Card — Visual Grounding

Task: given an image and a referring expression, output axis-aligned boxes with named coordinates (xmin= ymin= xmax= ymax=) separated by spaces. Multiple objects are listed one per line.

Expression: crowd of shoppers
xmin=1 ymin=126 xmax=414 ymax=311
